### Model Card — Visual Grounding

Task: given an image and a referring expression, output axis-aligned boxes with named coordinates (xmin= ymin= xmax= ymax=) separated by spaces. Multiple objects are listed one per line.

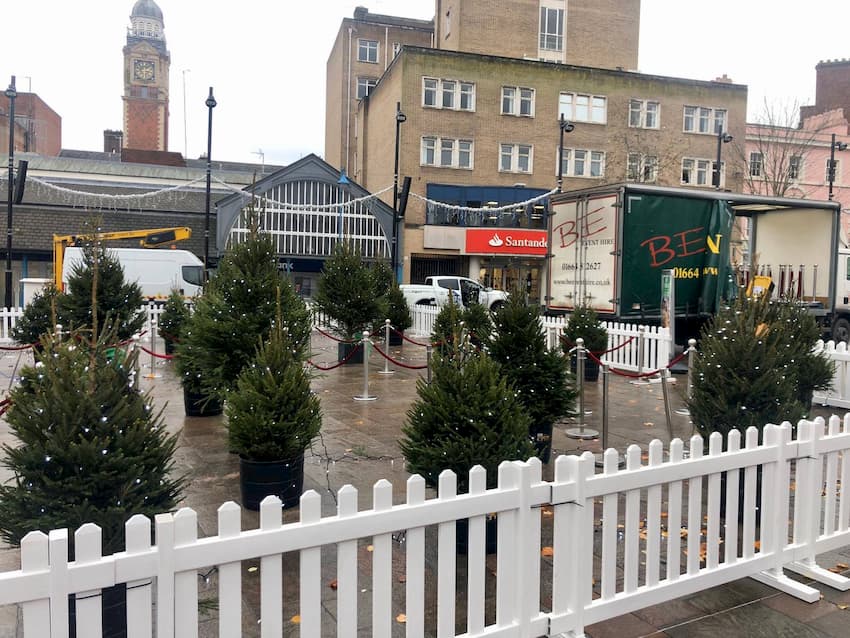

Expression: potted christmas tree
xmin=0 ymin=325 xmax=184 ymax=637
xmin=313 ymin=241 xmax=384 ymax=364
xmin=158 ymin=288 xmax=191 ymax=355
xmin=490 ymin=292 xmax=577 ymax=462
xmin=400 ymin=340 xmax=534 ymax=552
xmin=561 ymin=305 xmax=608 ymax=381
xmin=226 ymin=294 xmax=322 ymax=510
xmin=175 ymin=210 xmax=311 ymax=415
xmin=432 ymin=295 xmax=493 ymax=356
xmin=384 ymin=283 xmax=412 ymax=346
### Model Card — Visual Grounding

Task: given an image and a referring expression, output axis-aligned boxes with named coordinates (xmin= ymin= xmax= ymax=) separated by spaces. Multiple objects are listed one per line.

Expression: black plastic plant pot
xmin=183 ymin=386 xmax=223 ymax=417
xmin=239 ymin=453 xmax=306 ymax=511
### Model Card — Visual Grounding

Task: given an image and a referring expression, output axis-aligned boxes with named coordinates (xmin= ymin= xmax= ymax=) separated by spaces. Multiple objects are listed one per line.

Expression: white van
xmin=62 ymin=247 xmax=204 ymax=300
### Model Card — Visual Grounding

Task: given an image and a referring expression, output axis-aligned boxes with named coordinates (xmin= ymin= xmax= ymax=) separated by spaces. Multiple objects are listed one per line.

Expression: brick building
xmin=328 ymin=1 xmax=748 ymax=294
xmin=0 ymin=90 xmax=62 ymax=156
xmin=122 ymin=0 xmax=170 ymax=151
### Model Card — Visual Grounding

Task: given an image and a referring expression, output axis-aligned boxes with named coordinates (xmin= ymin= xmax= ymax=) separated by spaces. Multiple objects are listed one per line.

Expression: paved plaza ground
xmin=1 ymin=330 xmax=850 ymax=636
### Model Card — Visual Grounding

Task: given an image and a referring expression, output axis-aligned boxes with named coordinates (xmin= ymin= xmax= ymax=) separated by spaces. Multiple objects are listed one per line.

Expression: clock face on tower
xmin=133 ymin=59 xmax=155 ymax=82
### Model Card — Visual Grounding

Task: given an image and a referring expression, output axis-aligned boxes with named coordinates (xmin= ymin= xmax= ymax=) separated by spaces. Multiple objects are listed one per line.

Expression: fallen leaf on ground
xmin=247 ymin=566 xmax=258 ymax=573
xmin=290 ymin=615 xmax=301 ymax=624
xmin=396 ymin=614 xmax=407 ymax=623
xmin=367 ymin=545 xmax=374 ymax=552
xmin=541 ymin=546 xmax=554 ymax=557
xmin=643 ymin=422 xmax=654 ymax=427
xmin=328 ymin=579 xmax=338 ymax=590
xmin=398 ymin=575 xmax=407 ymax=583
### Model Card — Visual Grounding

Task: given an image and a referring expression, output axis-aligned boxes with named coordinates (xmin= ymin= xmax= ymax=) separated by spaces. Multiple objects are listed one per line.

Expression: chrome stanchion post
xmin=378 ymin=319 xmax=394 ymax=375
xmin=426 ymin=344 xmax=433 ymax=384
xmin=676 ymin=338 xmax=697 ymax=416
xmin=595 ymin=364 xmax=623 ymax=467
xmin=660 ymin=367 xmax=674 ymax=441
xmin=354 ymin=331 xmax=377 ymax=401
xmin=144 ymin=304 xmax=161 ymax=379
xmin=131 ymin=335 xmax=140 ymax=389
xmin=565 ymin=338 xmax=599 ymax=440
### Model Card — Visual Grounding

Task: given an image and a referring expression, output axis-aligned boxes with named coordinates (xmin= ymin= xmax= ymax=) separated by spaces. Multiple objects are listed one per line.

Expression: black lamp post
xmin=392 ymin=102 xmax=407 ymax=281
xmin=557 ymin=113 xmax=575 ymax=192
xmin=713 ymin=130 xmax=733 ymax=189
xmin=828 ymin=133 xmax=848 ymax=201
xmin=5 ymin=75 xmax=16 ymax=309
xmin=203 ymin=87 xmax=217 ymax=271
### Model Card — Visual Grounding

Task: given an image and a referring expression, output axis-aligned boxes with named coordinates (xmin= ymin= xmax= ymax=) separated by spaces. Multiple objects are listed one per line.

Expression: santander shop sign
xmin=464 ymin=229 xmax=548 ymax=256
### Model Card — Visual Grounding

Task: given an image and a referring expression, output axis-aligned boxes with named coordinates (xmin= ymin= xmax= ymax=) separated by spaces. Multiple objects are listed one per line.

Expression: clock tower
xmin=122 ymin=0 xmax=170 ymax=151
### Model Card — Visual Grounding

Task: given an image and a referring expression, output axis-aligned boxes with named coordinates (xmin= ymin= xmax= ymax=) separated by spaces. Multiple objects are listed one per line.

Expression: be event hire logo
xmin=465 ymin=229 xmax=548 ymax=256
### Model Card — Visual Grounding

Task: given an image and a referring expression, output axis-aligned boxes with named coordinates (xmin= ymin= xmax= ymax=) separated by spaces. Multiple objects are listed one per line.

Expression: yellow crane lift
xmin=53 ymin=226 xmax=192 ymax=292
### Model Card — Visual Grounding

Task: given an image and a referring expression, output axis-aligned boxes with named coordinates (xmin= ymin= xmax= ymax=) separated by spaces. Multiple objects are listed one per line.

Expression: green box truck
xmin=547 ymin=184 xmax=844 ymax=338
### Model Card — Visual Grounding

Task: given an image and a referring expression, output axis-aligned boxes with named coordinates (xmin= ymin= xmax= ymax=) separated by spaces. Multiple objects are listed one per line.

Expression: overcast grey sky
xmin=4 ymin=1 xmax=850 ymax=167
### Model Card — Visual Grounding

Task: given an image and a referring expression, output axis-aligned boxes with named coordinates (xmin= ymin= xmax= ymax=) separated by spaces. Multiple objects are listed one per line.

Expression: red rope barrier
xmin=585 ymin=343 xmax=690 ymax=378
xmin=388 ymin=325 xmax=441 ymax=347
xmin=159 ymin=329 xmax=180 ymax=343
xmin=315 ymin=326 xmax=358 ymax=344
xmin=0 ymin=397 xmax=10 ymax=417
xmin=0 ymin=342 xmax=34 ymax=351
xmin=138 ymin=345 xmax=174 ymax=360
xmin=372 ymin=344 xmax=429 ymax=370
xmin=308 ymin=342 xmax=363 ymax=370
xmin=593 ymin=336 xmax=635 ymax=355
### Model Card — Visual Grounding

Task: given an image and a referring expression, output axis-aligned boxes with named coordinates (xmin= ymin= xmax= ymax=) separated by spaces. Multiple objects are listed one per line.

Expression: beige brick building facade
xmin=327 ymin=1 xmax=748 ymax=295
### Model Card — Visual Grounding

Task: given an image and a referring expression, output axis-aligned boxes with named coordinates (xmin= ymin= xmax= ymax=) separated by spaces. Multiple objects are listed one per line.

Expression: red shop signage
xmin=465 ymin=229 xmax=548 ymax=256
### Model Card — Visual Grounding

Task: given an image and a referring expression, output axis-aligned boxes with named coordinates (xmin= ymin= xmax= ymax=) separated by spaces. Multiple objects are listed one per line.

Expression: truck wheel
xmin=833 ymin=317 xmax=850 ymax=344
xmin=490 ymin=301 xmax=504 ymax=312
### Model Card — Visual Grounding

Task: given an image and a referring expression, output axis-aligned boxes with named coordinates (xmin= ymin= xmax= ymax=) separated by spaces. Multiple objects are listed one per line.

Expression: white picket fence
xmin=1 ymin=416 xmax=850 ymax=636
xmin=813 ymin=339 xmax=850 ymax=408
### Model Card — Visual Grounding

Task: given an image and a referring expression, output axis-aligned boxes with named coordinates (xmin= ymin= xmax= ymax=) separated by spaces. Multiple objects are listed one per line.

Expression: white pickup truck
xmin=400 ymin=276 xmax=508 ymax=311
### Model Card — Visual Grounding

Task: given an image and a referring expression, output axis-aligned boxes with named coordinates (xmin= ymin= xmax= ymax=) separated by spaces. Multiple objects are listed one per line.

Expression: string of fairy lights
xmin=8 ymin=174 xmax=559 ymax=213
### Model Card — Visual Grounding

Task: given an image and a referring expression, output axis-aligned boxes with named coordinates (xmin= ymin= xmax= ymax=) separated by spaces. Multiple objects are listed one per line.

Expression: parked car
xmin=400 ymin=276 xmax=508 ymax=310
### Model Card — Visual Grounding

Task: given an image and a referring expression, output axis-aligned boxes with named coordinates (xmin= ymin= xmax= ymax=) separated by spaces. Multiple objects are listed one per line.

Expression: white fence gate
xmin=2 ymin=417 xmax=850 ymax=637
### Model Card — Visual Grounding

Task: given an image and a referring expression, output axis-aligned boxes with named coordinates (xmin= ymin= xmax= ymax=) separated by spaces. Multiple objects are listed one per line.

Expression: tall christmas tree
xmin=176 ymin=211 xmax=311 ymax=402
xmin=490 ymin=292 xmax=576 ymax=461
xmin=400 ymin=342 xmax=535 ymax=492
xmin=60 ymin=242 xmax=145 ymax=341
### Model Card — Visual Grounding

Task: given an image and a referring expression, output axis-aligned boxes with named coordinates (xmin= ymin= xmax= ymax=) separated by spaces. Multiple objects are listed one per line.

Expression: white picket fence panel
xmin=3 ymin=417 xmax=850 ymax=637
xmin=813 ymin=339 xmax=850 ymax=408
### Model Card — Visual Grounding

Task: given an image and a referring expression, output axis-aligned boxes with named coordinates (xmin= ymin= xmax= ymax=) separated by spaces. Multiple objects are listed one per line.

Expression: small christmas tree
xmin=11 ymin=284 xmax=62 ymax=346
xmin=157 ymin=288 xmax=191 ymax=354
xmin=227 ymin=296 xmax=321 ymax=463
xmin=400 ymin=342 xmax=535 ymax=492
xmin=490 ymin=292 xmax=577 ymax=461
xmin=385 ymin=282 xmax=412 ymax=336
xmin=176 ymin=210 xmax=311 ymax=403
xmin=688 ymin=292 xmax=833 ymax=441
xmin=432 ymin=296 xmax=493 ymax=355
xmin=59 ymin=242 xmax=145 ymax=341
xmin=314 ymin=241 xmax=384 ymax=341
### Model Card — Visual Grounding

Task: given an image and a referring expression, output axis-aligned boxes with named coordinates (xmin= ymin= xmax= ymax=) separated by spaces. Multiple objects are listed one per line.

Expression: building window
xmin=627 ymin=153 xmax=658 ymax=182
xmin=789 ymin=155 xmax=802 ymax=180
xmin=628 ymin=99 xmax=659 ymax=129
xmin=500 ymin=144 xmax=533 ymax=173
xmin=539 ymin=6 xmax=564 ymax=51
xmin=558 ymin=147 xmax=605 ymax=178
xmin=681 ymin=158 xmax=713 ymax=185
xmin=502 ymin=86 xmax=535 ymax=117
xmin=421 ymin=136 xmax=473 ymax=169
xmin=559 ymin=92 xmax=606 ymax=124
xmin=683 ymin=106 xmax=727 ymax=134
xmin=827 ymin=158 xmax=841 ymax=184
xmin=422 ymin=77 xmax=475 ymax=111
xmin=749 ymin=152 xmax=763 ymax=177
xmin=358 ymin=39 xmax=379 ymax=63
xmin=356 ymin=77 xmax=377 ymax=99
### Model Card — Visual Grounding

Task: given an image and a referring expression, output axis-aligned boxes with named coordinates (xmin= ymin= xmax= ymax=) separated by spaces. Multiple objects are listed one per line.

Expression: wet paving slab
xmin=0 ymin=332 xmax=849 ymax=636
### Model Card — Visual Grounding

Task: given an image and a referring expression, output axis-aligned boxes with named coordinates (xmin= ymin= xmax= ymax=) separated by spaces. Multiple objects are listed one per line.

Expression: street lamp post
xmin=557 ymin=113 xmax=575 ymax=192
xmin=392 ymin=102 xmax=407 ymax=281
xmin=203 ymin=87 xmax=216 ymax=271
xmin=829 ymin=133 xmax=848 ymax=201
xmin=5 ymin=75 xmax=17 ymax=309
xmin=713 ymin=130 xmax=733 ymax=189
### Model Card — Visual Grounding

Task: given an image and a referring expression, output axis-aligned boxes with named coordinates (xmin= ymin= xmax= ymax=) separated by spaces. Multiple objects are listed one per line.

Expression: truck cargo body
xmin=548 ymin=184 xmax=843 ymax=336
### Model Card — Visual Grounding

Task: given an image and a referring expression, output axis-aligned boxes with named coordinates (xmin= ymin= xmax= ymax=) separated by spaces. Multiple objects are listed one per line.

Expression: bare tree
xmin=604 ymin=129 xmax=688 ymax=187
xmin=731 ymin=99 xmax=826 ymax=197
